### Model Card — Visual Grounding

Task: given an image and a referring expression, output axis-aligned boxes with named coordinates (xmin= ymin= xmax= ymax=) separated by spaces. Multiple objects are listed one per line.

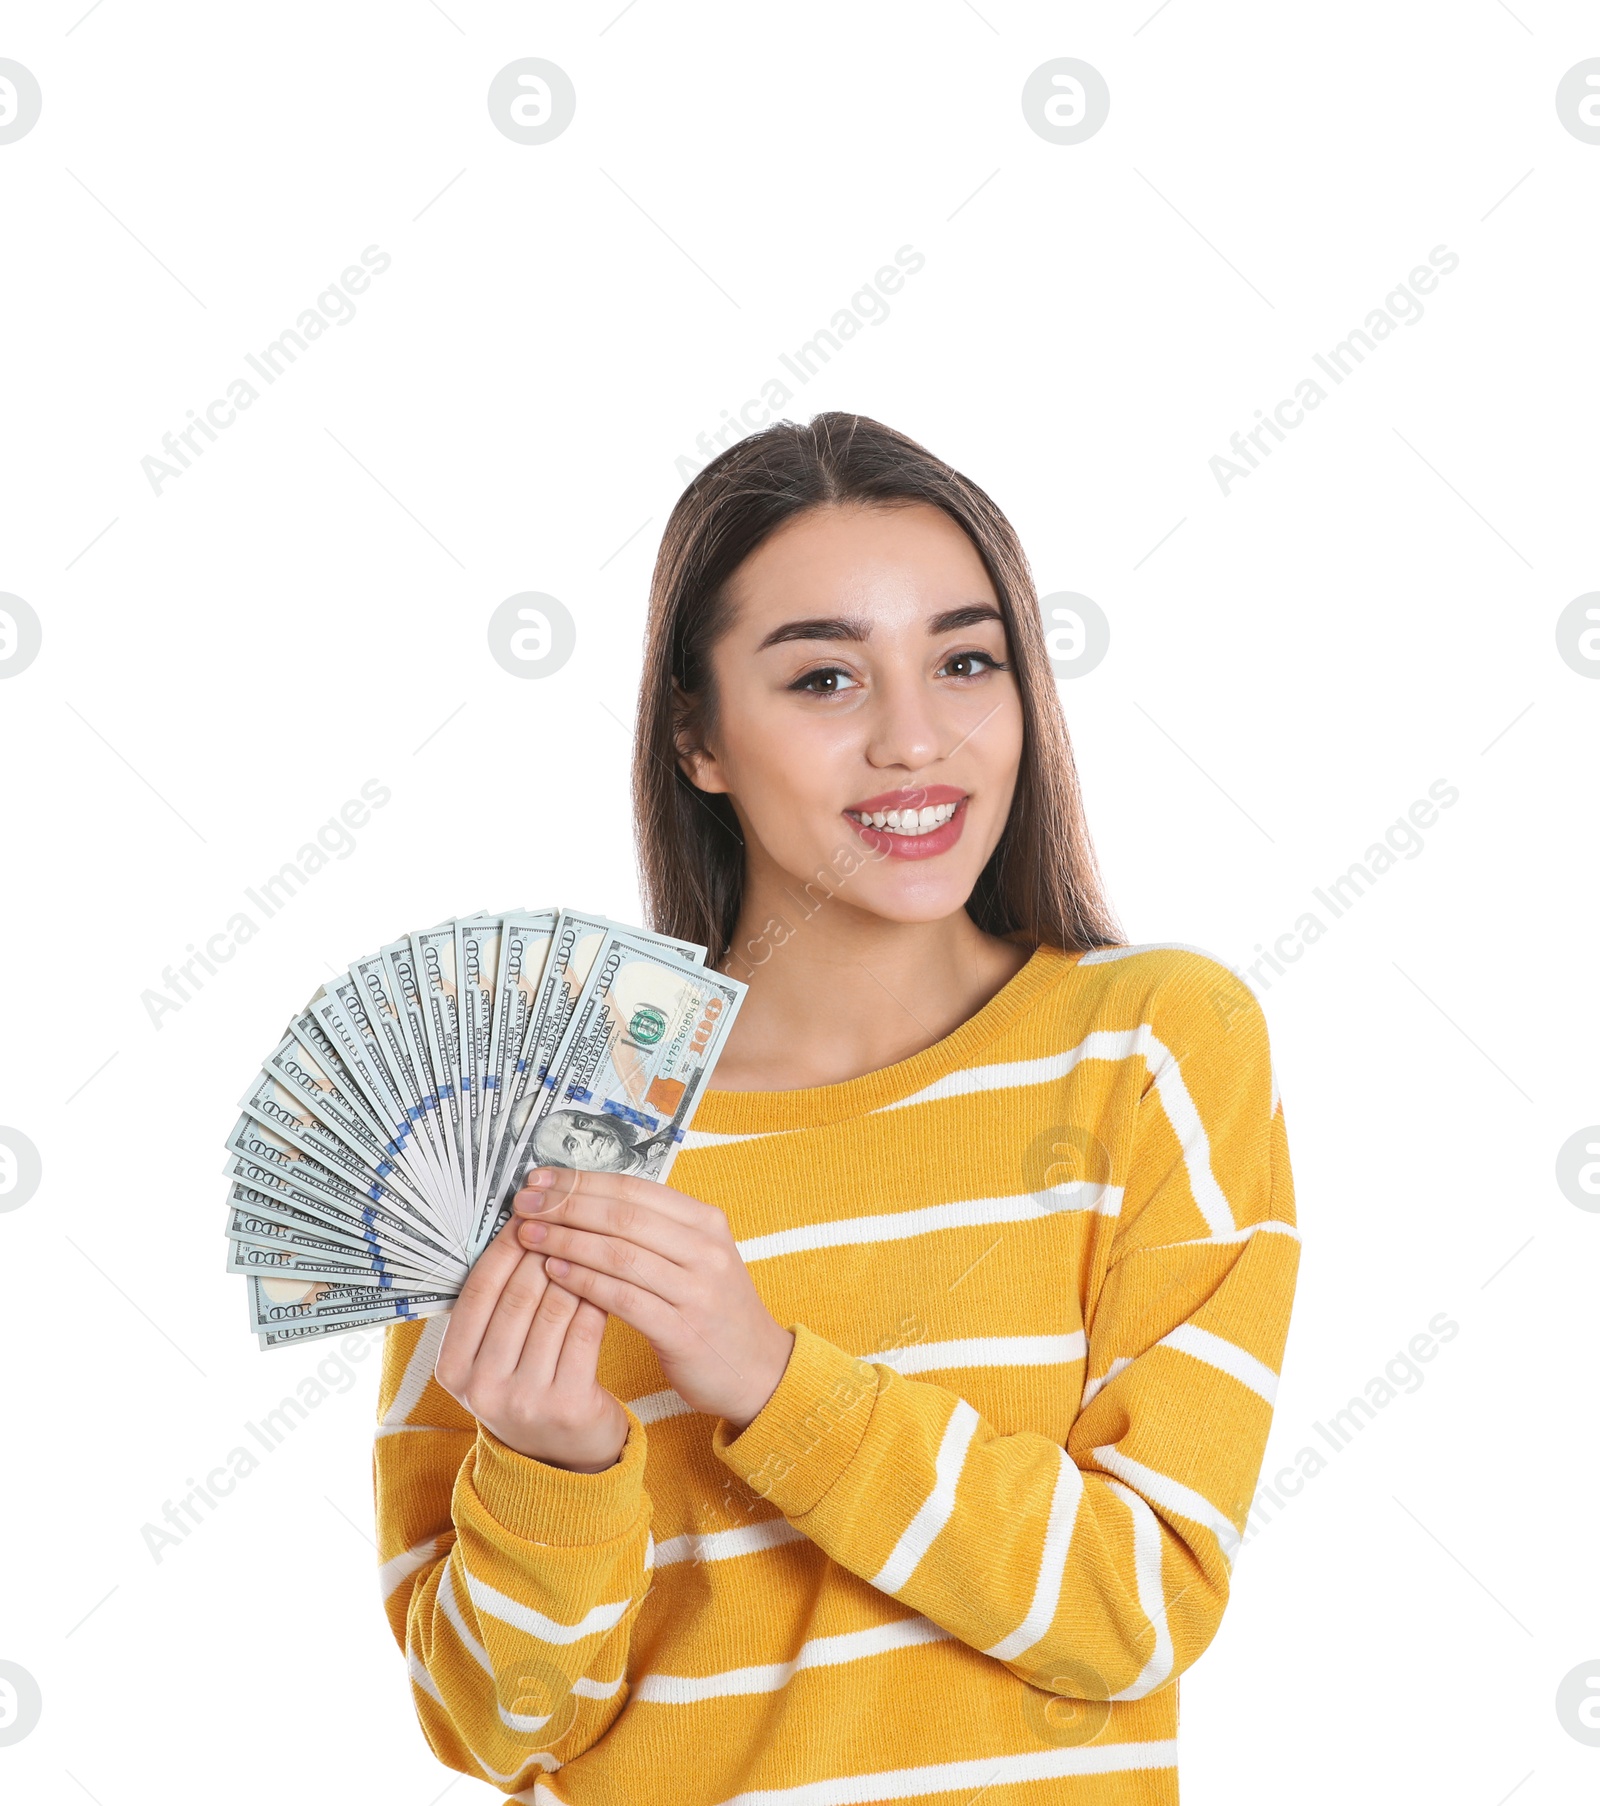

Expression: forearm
xmin=375 ymin=1320 xmax=655 ymax=1782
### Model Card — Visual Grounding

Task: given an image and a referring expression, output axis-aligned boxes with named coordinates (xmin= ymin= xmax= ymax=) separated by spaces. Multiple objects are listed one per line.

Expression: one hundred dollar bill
xmin=472 ymin=911 xmax=705 ymax=1250
xmin=476 ymin=909 xmax=557 ymax=1211
xmin=222 ymin=1115 xmax=465 ymax=1283
xmin=476 ymin=933 xmax=746 ymax=1254
xmin=407 ymin=923 xmax=472 ymax=1231
xmin=246 ymin=1273 xmax=455 ymax=1337
xmin=226 ymin=1193 xmax=438 ymax=1285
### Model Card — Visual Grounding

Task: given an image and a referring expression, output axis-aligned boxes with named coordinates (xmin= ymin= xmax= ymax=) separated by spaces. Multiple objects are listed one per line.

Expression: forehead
xmin=723 ymin=502 xmax=997 ymax=635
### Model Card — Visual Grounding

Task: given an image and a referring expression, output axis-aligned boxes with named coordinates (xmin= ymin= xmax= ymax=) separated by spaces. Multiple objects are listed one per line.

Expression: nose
xmin=863 ymin=667 xmax=944 ymax=775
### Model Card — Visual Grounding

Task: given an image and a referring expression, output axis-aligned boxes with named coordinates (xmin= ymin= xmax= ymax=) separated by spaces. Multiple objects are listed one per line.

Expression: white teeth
xmin=850 ymin=801 xmax=960 ymax=836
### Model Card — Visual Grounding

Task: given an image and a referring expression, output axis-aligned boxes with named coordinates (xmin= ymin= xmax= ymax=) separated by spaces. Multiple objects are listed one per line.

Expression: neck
xmin=711 ymin=858 xmax=1031 ymax=1092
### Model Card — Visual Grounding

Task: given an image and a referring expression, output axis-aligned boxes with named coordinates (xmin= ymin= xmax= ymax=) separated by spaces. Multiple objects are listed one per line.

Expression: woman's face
xmin=683 ymin=501 xmax=1026 ymax=930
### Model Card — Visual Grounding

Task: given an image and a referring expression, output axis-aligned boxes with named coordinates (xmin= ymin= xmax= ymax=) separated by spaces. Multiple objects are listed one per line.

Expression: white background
xmin=0 ymin=2 xmax=1595 ymax=1801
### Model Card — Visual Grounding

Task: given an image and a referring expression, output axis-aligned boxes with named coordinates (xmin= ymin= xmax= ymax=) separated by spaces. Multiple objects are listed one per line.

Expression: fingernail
xmin=519 ymin=1220 xmax=548 ymax=1244
xmin=526 ymin=1168 xmax=556 ymax=1188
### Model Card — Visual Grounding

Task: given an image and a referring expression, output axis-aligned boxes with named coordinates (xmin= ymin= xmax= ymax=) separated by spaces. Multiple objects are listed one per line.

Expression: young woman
xmin=374 ymin=414 xmax=1300 ymax=1804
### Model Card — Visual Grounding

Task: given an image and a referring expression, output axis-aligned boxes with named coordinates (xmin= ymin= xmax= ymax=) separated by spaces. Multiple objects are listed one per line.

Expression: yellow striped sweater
xmin=373 ymin=942 xmax=1300 ymax=1804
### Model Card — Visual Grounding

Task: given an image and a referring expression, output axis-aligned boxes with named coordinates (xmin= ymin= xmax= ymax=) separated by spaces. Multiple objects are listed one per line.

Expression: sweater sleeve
xmin=372 ymin=1316 xmax=656 ymax=1789
xmin=709 ymin=963 xmax=1300 ymax=1706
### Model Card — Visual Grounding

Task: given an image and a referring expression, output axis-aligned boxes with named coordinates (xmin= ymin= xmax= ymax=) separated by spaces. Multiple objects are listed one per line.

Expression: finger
xmin=519 ymin=1220 xmax=688 ymax=1302
xmin=517 ymin=1166 xmax=714 ymax=1233
xmin=550 ymin=1293 xmax=610 ymax=1394
xmin=437 ymin=1214 xmax=534 ymax=1384
xmin=513 ymin=1175 xmax=703 ymax=1265
xmin=512 ymin=1272 xmax=583 ymax=1392
xmin=475 ymin=1247 xmax=554 ymax=1377
xmin=541 ymin=1258 xmax=683 ymax=1349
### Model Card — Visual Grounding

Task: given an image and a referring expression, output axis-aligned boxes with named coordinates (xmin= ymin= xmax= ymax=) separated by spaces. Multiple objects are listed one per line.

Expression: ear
xmin=670 ymin=680 xmax=729 ymax=795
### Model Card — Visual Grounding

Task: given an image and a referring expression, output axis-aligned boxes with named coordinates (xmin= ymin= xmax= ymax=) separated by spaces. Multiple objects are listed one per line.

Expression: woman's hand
xmin=433 ymin=1212 xmax=630 ymax=1473
xmin=512 ymin=1168 xmax=796 ymax=1432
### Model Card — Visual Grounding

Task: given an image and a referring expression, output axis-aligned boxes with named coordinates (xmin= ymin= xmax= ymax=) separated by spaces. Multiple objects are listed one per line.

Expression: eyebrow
xmin=755 ymin=603 xmax=1004 ymax=651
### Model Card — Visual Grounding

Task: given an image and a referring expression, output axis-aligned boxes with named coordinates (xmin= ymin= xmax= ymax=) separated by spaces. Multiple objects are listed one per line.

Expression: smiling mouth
xmin=844 ymin=800 xmax=963 ymax=837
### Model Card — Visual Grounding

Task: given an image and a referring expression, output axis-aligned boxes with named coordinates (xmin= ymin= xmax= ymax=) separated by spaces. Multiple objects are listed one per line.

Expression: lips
xmin=845 ymin=784 xmax=968 ymax=815
xmin=843 ymin=786 xmax=970 ymax=862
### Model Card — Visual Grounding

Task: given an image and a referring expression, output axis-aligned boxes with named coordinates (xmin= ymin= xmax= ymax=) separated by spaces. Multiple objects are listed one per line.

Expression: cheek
xmin=972 ymin=697 xmax=1026 ymax=802
xmin=722 ymin=708 xmax=855 ymax=814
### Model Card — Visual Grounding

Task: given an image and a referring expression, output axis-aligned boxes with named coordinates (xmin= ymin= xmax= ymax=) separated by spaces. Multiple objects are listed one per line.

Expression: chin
xmin=851 ymin=869 xmax=984 ymax=925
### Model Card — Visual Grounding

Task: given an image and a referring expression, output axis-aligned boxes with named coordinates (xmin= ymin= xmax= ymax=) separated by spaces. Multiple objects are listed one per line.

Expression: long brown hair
xmin=632 ymin=412 xmax=1124 ymax=967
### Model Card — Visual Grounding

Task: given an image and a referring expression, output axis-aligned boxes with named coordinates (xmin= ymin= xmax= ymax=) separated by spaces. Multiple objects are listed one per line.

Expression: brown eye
xmin=940 ymin=650 xmax=1005 ymax=680
xmin=790 ymin=666 xmax=859 ymax=695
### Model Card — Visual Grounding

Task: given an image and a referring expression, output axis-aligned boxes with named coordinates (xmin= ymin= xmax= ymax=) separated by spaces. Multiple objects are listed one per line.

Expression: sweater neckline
xmin=690 ymin=942 xmax=1085 ymax=1136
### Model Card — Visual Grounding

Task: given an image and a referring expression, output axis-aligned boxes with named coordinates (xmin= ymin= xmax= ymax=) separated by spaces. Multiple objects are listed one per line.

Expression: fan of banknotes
xmin=224 ymin=909 xmax=747 ymax=1349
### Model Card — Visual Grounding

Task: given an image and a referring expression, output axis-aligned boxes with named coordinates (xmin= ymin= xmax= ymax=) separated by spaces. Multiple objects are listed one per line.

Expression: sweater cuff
xmin=465 ymin=1406 xmax=648 ymax=1546
xmin=711 ymin=1322 xmax=880 ymax=1519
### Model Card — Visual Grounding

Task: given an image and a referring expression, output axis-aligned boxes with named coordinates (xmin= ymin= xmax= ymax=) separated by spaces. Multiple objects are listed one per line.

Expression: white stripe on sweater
xmin=1094 ymin=1445 xmax=1241 ymax=1568
xmin=1106 ymin=1479 xmax=1175 ymax=1699
xmin=1160 ymin=1322 xmax=1279 ymax=1404
xmin=1078 ymin=942 xmax=1223 ymax=967
xmin=432 ymin=1561 xmax=598 ymax=1741
xmin=435 ymin=1559 xmax=492 ymax=1673
xmin=380 ymin=1315 xmax=449 ymax=1426
xmin=501 ymin=1699 xmax=556 ymax=1734
xmin=380 ymin=1534 xmax=444 ymax=1602
xmin=627 ymin=1332 xmax=1089 ymax=1430
xmin=407 ymin=1649 xmax=446 ymax=1707
xmin=871 ymin=1028 xmax=1142 ymax=1117
xmin=1137 ymin=1025 xmax=1235 ymax=1236
xmin=653 ymin=1516 xmax=808 ymax=1569
xmin=712 ymin=1739 xmax=1180 ymax=1805
xmin=874 ymin=1332 xmax=1086 ymax=1376
xmin=1085 ymin=1327 xmax=1278 ymax=1411
xmin=871 ymin=1400 xmax=980 ymax=1595
xmin=462 ymin=1561 xmax=634 ymax=1644
xmin=632 ymin=1615 xmax=951 ymax=1704
xmin=1080 ymin=1356 xmax=1134 ymax=1408
xmin=628 ymin=1386 xmax=694 ymax=1426
xmin=680 ymin=1127 xmax=776 ymax=1150
xmin=737 ymin=1187 xmax=1119 ymax=1266
xmin=984 ymin=1442 xmax=1084 ymax=1661
xmin=1142 ymin=1218 xmax=1299 ymax=1253
xmin=408 ymin=1649 xmax=562 ymax=1780
xmin=462 ymin=1743 xmax=560 ymax=1787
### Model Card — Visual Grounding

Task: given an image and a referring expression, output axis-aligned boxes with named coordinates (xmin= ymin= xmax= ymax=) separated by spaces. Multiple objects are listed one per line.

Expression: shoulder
xmin=1023 ymin=941 xmax=1263 ymax=1039
xmin=1078 ymin=941 xmax=1260 ymax=1026
xmin=1007 ymin=940 xmax=1275 ymax=1097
